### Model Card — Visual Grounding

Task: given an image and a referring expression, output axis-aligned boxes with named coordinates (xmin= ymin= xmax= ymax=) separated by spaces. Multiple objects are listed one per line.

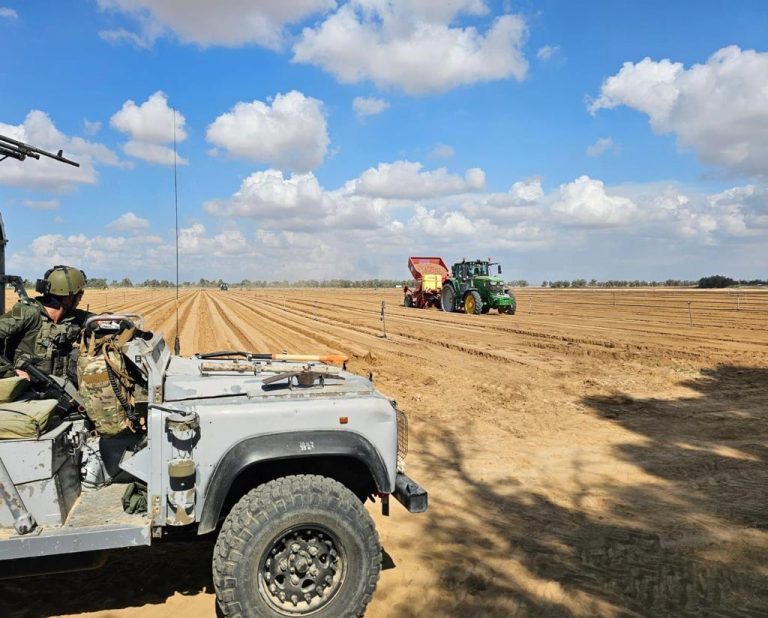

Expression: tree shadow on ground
xmin=398 ymin=364 xmax=768 ymax=617
xmin=2 ymin=366 xmax=766 ymax=617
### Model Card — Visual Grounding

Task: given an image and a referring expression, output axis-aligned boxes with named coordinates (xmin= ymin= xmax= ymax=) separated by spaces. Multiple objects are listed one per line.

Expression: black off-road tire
xmin=213 ymin=475 xmax=381 ymax=618
xmin=404 ymin=294 xmax=413 ymax=308
xmin=440 ymin=284 xmax=456 ymax=312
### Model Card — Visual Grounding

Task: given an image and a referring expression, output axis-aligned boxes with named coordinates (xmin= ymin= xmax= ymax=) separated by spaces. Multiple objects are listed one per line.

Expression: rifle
xmin=0 ymin=133 xmax=80 ymax=167
xmin=0 ymin=275 xmax=29 ymax=301
xmin=13 ymin=357 xmax=87 ymax=423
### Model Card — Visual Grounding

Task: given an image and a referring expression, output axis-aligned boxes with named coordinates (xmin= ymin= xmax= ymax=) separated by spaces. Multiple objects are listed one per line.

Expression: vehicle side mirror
xmin=498 ymin=266 xmax=502 ymax=275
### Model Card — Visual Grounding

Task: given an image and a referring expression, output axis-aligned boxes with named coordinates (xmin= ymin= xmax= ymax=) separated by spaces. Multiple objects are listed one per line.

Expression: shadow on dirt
xmin=2 ymin=366 xmax=766 ymax=617
xmin=1 ymin=537 xmax=399 ymax=617
xmin=400 ymin=364 xmax=768 ymax=617
xmin=1 ymin=539 xmax=217 ymax=617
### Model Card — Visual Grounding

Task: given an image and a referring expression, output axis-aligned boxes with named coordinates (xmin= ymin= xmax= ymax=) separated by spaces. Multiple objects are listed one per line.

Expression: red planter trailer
xmin=403 ymin=257 xmax=449 ymax=309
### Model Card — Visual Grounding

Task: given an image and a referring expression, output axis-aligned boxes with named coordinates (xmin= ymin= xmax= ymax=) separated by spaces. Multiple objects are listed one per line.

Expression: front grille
xmin=396 ymin=409 xmax=408 ymax=471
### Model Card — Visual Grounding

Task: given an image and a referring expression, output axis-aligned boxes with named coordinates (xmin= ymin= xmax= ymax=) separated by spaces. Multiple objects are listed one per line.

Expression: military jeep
xmin=0 ymin=314 xmax=427 ymax=617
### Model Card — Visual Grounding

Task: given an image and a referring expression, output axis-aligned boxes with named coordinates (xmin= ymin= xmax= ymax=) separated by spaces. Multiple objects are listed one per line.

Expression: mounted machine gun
xmin=0 ymin=134 xmax=80 ymax=167
xmin=0 ymin=132 xmax=79 ymax=313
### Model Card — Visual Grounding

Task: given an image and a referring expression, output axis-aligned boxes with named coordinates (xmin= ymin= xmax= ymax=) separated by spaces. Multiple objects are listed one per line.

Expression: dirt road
xmin=3 ymin=287 xmax=768 ymax=617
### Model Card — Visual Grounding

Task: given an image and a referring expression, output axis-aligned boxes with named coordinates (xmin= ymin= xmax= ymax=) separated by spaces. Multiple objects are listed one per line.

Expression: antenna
xmin=173 ymin=108 xmax=181 ymax=356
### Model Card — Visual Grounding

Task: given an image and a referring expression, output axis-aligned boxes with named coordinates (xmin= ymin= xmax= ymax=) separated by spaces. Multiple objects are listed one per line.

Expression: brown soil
xmin=3 ymin=287 xmax=768 ymax=617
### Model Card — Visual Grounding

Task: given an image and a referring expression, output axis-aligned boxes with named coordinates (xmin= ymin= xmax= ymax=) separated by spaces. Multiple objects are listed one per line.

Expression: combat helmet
xmin=35 ymin=265 xmax=87 ymax=297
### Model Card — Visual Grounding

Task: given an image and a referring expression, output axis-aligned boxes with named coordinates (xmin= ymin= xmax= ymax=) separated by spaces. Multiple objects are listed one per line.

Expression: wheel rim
xmin=259 ymin=524 xmax=346 ymax=615
xmin=465 ymin=295 xmax=475 ymax=314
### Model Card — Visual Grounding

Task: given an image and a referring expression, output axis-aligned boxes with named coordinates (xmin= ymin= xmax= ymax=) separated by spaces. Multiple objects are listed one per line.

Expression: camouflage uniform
xmin=0 ymin=297 xmax=90 ymax=380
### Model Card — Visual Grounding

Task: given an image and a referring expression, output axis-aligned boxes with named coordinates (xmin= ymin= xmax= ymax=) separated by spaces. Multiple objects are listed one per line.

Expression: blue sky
xmin=0 ymin=0 xmax=766 ymax=284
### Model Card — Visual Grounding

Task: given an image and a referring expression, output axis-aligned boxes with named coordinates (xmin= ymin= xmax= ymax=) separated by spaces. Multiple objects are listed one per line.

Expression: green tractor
xmin=440 ymin=259 xmax=517 ymax=315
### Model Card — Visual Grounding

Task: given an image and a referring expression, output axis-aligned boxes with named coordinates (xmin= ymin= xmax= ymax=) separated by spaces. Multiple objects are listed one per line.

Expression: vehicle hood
xmin=162 ymin=356 xmax=379 ymax=403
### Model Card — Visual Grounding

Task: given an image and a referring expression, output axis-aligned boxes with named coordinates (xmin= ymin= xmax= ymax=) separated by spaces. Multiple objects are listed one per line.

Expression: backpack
xmin=77 ymin=321 xmax=144 ymax=437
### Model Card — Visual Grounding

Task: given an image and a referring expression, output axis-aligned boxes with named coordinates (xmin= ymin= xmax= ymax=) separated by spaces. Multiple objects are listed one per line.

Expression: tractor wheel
xmin=404 ymin=294 xmax=413 ymax=308
xmin=464 ymin=291 xmax=483 ymax=315
xmin=440 ymin=285 xmax=456 ymax=312
xmin=213 ymin=475 xmax=381 ymax=618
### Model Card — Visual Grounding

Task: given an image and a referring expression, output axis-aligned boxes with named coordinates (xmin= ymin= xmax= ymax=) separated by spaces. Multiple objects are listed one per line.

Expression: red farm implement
xmin=403 ymin=257 xmax=449 ymax=309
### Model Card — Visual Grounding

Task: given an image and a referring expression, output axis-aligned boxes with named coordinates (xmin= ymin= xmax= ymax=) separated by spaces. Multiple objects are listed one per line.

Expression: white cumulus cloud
xmin=10 ymin=232 xmax=167 ymax=276
xmin=590 ymin=46 xmax=768 ymax=177
xmin=107 ymin=211 xmax=151 ymax=232
xmin=207 ymin=91 xmax=329 ymax=173
xmin=204 ymin=169 xmax=325 ymax=219
xmin=536 ymin=45 xmax=559 ymax=61
xmin=122 ymin=141 xmax=187 ymax=166
xmin=552 ymin=176 xmax=638 ymax=227
xmin=97 ymin=0 xmax=335 ymax=50
xmin=178 ymin=223 xmax=250 ymax=256
xmin=353 ymin=96 xmax=390 ymax=118
xmin=430 ymin=144 xmax=455 ymax=159
xmin=351 ymin=160 xmax=485 ymax=199
xmin=110 ymin=91 xmax=187 ymax=166
xmin=292 ymin=3 xmax=528 ymax=95
xmin=586 ymin=137 xmax=615 ymax=158
xmin=111 ymin=91 xmax=187 ymax=143
xmin=510 ymin=177 xmax=544 ymax=203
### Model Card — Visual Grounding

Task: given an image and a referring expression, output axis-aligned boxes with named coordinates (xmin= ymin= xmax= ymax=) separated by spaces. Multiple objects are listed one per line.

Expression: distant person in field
xmin=0 ymin=265 xmax=92 ymax=383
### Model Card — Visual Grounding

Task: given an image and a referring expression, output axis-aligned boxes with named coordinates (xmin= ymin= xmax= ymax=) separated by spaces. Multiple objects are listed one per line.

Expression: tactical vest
xmin=33 ymin=314 xmax=82 ymax=377
xmin=1 ymin=300 xmax=84 ymax=381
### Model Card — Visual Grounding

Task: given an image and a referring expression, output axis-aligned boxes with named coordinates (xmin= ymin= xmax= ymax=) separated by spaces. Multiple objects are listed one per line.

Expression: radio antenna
xmin=173 ymin=108 xmax=181 ymax=356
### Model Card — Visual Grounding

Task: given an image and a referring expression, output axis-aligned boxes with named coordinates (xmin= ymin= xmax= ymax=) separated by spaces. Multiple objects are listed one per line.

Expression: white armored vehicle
xmin=0 ymin=313 xmax=427 ymax=617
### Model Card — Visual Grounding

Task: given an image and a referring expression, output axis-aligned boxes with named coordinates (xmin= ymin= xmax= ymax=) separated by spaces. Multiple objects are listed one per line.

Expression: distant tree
xmin=698 ymin=275 xmax=736 ymax=288
xmin=86 ymin=278 xmax=108 ymax=289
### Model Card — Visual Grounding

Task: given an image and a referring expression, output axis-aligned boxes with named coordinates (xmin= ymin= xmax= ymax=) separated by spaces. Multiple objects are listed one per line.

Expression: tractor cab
xmin=453 ymin=260 xmax=495 ymax=280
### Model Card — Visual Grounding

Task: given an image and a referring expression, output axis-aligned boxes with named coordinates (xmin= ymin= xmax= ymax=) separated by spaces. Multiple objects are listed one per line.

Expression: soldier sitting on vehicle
xmin=0 ymin=265 xmax=91 ymax=384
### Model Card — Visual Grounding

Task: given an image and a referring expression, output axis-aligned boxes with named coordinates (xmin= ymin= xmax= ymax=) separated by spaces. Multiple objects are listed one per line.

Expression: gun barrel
xmin=1 ymin=275 xmax=29 ymax=300
xmin=0 ymin=134 xmax=79 ymax=167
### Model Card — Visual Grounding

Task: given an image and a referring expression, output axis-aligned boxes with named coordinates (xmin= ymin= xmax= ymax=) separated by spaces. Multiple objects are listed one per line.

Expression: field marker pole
xmin=380 ymin=301 xmax=387 ymax=339
xmin=687 ymin=301 xmax=693 ymax=327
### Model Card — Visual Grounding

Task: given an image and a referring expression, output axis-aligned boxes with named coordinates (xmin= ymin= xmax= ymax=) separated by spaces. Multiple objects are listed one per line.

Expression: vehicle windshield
xmin=471 ymin=263 xmax=489 ymax=276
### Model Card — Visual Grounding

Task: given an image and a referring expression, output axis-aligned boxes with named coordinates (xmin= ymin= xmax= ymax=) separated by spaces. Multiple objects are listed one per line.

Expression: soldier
xmin=0 ymin=265 xmax=91 ymax=383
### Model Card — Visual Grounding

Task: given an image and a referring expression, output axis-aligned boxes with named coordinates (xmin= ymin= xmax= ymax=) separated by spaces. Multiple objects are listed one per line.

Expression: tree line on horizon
xmin=14 ymin=275 xmax=766 ymax=291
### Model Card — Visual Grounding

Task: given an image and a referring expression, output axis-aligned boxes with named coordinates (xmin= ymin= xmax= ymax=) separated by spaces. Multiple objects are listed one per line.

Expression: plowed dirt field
xmin=4 ymin=287 xmax=768 ymax=617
